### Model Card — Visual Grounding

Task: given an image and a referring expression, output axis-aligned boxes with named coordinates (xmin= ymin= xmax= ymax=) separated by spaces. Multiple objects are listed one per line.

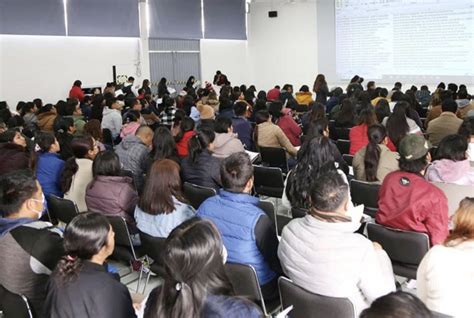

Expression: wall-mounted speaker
xmin=268 ymin=11 xmax=278 ymax=18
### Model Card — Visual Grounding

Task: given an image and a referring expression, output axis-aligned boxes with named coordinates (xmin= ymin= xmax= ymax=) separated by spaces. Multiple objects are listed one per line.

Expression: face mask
xmin=30 ymin=193 xmax=47 ymax=219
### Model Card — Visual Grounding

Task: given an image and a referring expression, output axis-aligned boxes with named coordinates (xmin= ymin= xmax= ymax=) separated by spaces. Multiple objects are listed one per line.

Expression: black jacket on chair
xmin=44 ymin=261 xmax=136 ymax=318
xmin=180 ymin=150 xmax=222 ymax=191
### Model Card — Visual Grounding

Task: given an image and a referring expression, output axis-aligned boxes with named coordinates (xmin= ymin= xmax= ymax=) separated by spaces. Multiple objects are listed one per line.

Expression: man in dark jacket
xmin=232 ymin=101 xmax=253 ymax=150
xmin=0 ymin=170 xmax=63 ymax=317
xmin=197 ymin=152 xmax=282 ymax=302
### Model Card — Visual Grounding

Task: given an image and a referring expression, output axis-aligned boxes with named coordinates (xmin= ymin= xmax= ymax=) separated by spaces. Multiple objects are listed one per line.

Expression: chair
xmin=433 ymin=182 xmax=474 ymax=217
xmin=121 ymin=169 xmax=137 ymax=191
xmin=366 ymin=223 xmax=429 ymax=280
xmin=183 ymin=182 xmax=217 ymax=210
xmin=336 ymin=139 xmax=350 ymax=155
xmin=139 ymin=231 xmax=167 ymax=292
xmin=291 ymin=207 xmax=307 ymax=218
xmin=0 ymin=285 xmax=33 ymax=318
xmin=225 ymin=263 xmax=281 ymax=317
xmin=46 ymin=195 xmax=79 ymax=224
xmin=342 ymin=154 xmax=353 ymax=167
xmin=350 ymin=180 xmax=380 ymax=218
xmin=102 ymin=128 xmax=114 ymax=147
xmin=295 ymin=104 xmax=308 ymax=114
xmin=334 ymin=127 xmax=351 ymax=140
xmin=278 ymin=277 xmax=355 ymax=318
xmin=253 ymin=166 xmax=285 ymax=199
xmin=259 ymin=147 xmax=289 ymax=173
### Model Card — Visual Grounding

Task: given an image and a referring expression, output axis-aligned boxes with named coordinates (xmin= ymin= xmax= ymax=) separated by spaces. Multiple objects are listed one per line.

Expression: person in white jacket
xmin=278 ymin=171 xmax=395 ymax=316
xmin=101 ymin=97 xmax=123 ymax=140
xmin=417 ymin=197 xmax=474 ymax=317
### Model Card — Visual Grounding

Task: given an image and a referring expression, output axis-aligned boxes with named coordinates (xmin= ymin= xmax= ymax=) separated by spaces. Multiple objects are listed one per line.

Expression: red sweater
xmin=176 ymin=131 xmax=195 ymax=158
xmin=69 ymin=86 xmax=85 ymax=102
xmin=376 ymin=171 xmax=449 ymax=246
xmin=277 ymin=110 xmax=302 ymax=147
xmin=349 ymin=124 xmax=397 ymax=155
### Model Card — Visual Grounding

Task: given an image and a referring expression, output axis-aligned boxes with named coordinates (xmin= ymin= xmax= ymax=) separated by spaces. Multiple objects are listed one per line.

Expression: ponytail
xmin=60 ymin=136 xmax=94 ymax=192
xmin=188 ymin=128 xmax=215 ymax=164
xmin=54 ymin=256 xmax=84 ymax=284
xmin=364 ymin=124 xmax=386 ymax=182
xmin=61 ymin=157 xmax=79 ymax=193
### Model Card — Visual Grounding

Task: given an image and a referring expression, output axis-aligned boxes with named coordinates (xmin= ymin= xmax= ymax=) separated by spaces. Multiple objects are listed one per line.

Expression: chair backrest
xmin=278 ymin=277 xmax=355 ymax=318
xmin=291 ymin=207 xmax=307 ymax=218
xmin=258 ymin=200 xmax=276 ymax=225
xmin=225 ymin=263 xmax=264 ymax=308
xmin=121 ymin=169 xmax=137 ymax=190
xmin=336 ymin=139 xmax=350 ymax=155
xmin=367 ymin=223 xmax=429 ymax=266
xmin=46 ymin=195 xmax=79 ymax=224
xmin=0 ymin=285 xmax=33 ymax=318
xmin=433 ymin=182 xmax=474 ymax=217
xmin=342 ymin=154 xmax=353 ymax=167
xmin=295 ymin=104 xmax=308 ymax=113
xmin=350 ymin=179 xmax=380 ymax=217
xmin=259 ymin=147 xmax=289 ymax=173
xmin=334 ymin=127 xmax=351 ymax=140
xmin=106 ymin=216 xmax=137 ymax=261
xmin=139 ymin=230 xmax=166 ymax=274
xmin=183 ymin=182 xmax=217 ymax=210
xmin=253 ymin=165 xmax=285 ymax=198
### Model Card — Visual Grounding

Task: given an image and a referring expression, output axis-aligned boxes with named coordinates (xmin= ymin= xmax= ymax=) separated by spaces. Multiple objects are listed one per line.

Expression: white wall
xmin=0 ymin=35 xmax=146 ymax=107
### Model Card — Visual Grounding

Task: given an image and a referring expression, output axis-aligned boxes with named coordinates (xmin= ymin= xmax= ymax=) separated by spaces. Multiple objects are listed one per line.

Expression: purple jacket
xmin=85 ymin=176 xmax=138 ymax=226
xmin=425 ymin=159 xmax=474 ymax=186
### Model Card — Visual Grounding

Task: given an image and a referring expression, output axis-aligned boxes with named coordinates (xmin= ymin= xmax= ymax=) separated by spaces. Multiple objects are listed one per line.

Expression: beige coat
xmin=353 ymin=144 xmax=399 ymax=183
xmin=212 ymin=133 xmax=245 ymax=159
xmin=427 ymin=112 xmax=463 ymax=146
xmin=64 ymin=158 xmax=93 ymax=212
xmin=256 ymin=122 xmax=297 ymax=157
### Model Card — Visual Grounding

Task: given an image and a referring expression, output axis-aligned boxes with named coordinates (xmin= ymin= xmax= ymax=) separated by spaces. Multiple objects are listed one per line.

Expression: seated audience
xmin=301 ymin=102 xmax=326 ymax=134
xmin=360 ymin=291 xmax=432 ymax=318
xmin=376 ymin=134 xmax=449 ymax=245
xmin=135 ymin=159 xmax=194 ymax=238
xmin=333 ymin=99 xmax=355 ymax=128
xmin=37 ymin=103 xmax=57 ymax=132
xmin=268 ymin=102 xmax=302 ymax=147
xmin=295 ymin=85 xmax=314 ymax=105
xmin=353 ymin=125 xmax=399 ymax=183
xmin=86 ymin=151 xmax=138 ymax=229
xmin=64 ymin=98 xmax=85 ymax=136
xmin=212 ymin=117 xmax=245 ymax=159
xmin=101 ymin=97 xmax=123 ymax=140
xmin=197 ymin=152 xmax=282 ymax=302
xmin=44 ymin=212 xmax=136 ymax=318
xmin=231 ymin=101 xmax=253 ymax=150
xmin=159 ymin=96 xmax=177 ymax=127
xmin=0 ymin=170 xmax=63 ymax=316
xmin=183 ymin=95 xmax=200 ymax=123
xmin=427 ymin=99 xmax=463 ymax=146
xmin=326 ymin=87 xmax=343 ymax=113
xmin=120 ymin=110 xmax=141 ymax=139
xmin=371 ymin=88 xmax=389 ymax=106
xmin=83 ymin=119 xmax=106 ymax=151
xmin=424 ymin=93 xmax=443 ymax=128
xmin=349 ymin=107 xmax=378 ymax=155
xmin=374 ymin=99 xmax=391 ymax=123
xmin=425 ymin=134 xmax=474 ymax=185
xmin=54 ymin=117 xmax=75 ymax=160
xmin=384 ymin=101 xmax=421 ymax=148
xmin=283 ymin=135 xmax=347 ymax=210
xmin=459 ymin=117 xmax=474 ymax=161
xmin=141 ymin=218 xmax=261 ymax=318
xmin=278 ymin=171 xmax=395 ymax=315
xmin=181 ymin=128 xmax=222 ymax=190
xmin=417 ymin=197 xmax=474 ymax=317
xmin=21 ymin=102 xmax=38 ymax=129
xmin=35 ymin=132 xmax=65 ymax=198
xmin=115 ymin=126 xmax=154 ymax=193
xmin=148 ymin=126 xmax=179 ymax=166
xmin=0 ymin=129 xmax=31 ymax=175
xmin=62 ymin=136 xmax=99 ymax=212
xmin=456 ymin=89 xmax=474 ymax=119
xmin=254 ymin=110 xmax=297 ymax=157
xmin=175 ymin=117 xmax=196 ymax=158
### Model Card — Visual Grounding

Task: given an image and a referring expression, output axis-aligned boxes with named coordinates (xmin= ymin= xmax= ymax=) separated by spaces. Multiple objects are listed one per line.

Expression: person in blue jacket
xmin=197 ymin=151 xmax=282 ymax=302
xmin=35 ymin=132 xmax=65 ymax=198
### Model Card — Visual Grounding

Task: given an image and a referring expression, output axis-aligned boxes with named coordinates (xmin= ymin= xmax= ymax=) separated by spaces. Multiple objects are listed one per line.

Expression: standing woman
xmin=44 ymin=212 xmax=136 ymax=318
xmin=313 ymin=74 xmax=329 ymax=104
xmin=35 ymin=132 xmax=65 ymax=198
xmin=61 ymin=136 xmax=99 ymax=212
xmin=141 ymin=79 xmax=152 ymax=96
xmin=142 ymin=218 xmax=261 ymax=318
xmin=158 ymin=77 xmax=170 ymax=98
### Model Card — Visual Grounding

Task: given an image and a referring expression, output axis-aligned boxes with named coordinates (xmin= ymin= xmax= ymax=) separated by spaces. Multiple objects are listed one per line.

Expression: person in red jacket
xmin=376 ymin=134 xmax=449 ymax=246
xmin=175 ymin=117 xmax=195 ymax=158
xmin=269 ymin=101 xmax=302 ymax=147
xmin=69 ymin=80 xmax=85 ymax=102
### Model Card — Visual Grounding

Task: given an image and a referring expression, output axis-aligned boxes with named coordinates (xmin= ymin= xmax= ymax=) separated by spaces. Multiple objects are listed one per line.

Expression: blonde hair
xmin=445 ymin=197 xmax=474 ymax=247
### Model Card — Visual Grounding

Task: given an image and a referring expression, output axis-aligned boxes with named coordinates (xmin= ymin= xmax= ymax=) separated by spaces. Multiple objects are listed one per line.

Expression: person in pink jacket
xmin=269 ymin=101 xmax=302 ymax=147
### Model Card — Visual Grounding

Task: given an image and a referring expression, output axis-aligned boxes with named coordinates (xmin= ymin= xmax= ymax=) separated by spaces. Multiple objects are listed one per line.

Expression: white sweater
xmin=64 ymin=158 xmax=93 ymax=212
xmin=278 ymin=216 xmax=395 ymax=316
xmin=417 ymin=241 xmax=474 ymax=317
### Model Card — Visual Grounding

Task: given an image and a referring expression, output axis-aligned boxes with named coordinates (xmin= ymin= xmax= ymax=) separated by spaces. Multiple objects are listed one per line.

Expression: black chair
xmin=183 ymin=182 xmax=217 ymax=210
xmin=295 ymin=104 xmax=308 ymax=114
xmin=225 ymin=263 xmax=281 ymax=317
xmin=259 ymin=147 xmax=289 ymax=173
xmin=366 ymin=223 xmax=429 ymax=280
xmin=336 ymin=139 xmax=350 ymax=155
xmin=0 ymin=285 xmax=33 ymax=318
xmin=291 ymin=207 xmax=307 ymax=218
xmin=342 ymin=154 xmax=353 ymax=167
xmin=258 ymin=200 xmax=286 ymax=236
xmin=278 ymin=277 xmax=354 ymax=318
xmin=350 ymin=179 xmax=380 ymax=218
xmin=334 ymin=127 xmax=351 ymax=140
xmin=328 ymin=120 xmax=337 ymax=140
xmin=121 ymin=169 xmax=137 ymax=191
xmin=46 ymin=195 xmax=79 ymax=224
xmin=253 ymin=166 xmax=285 ymax=199
xmin=139 ymin=231 xmax=167 ymax=292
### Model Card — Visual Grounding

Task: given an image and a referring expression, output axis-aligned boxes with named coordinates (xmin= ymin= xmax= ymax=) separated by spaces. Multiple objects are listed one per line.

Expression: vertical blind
xmin=203 ymin=0 xmax=246 ymax=40
xmin=67 ymin=0 xmax=140 ymax=37
xmin=0 ymin=0 xmax=66 ymax=36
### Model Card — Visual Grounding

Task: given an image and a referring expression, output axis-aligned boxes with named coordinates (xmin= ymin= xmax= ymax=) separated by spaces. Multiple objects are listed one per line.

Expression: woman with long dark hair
xmin=374 ymin=99 xmax=391 ymax=123
xmin=313 ymin=74 xmax=329 ymax=104
xmin=352 ymin=125 xmax=399 ymax=183
xmin=349 ymin=107 xmax=378 ymax=155
xmin=334 ymin=99 xmax=355 ymax=128
xmin=135 ymin=160 xmax=194 ymax=238
xmin=45 ymin=212 xmax=136 ymax=318
xmin=384 ymin=101 xmax=421 ymax=148
xmin=149 ymin=126 xmax=179 ymax=165
xmin=35 ymin=132 xmax=65 ymax=198
xmin=61 ymin=136 xmax=99 ymax=212
xmin=141 ymin=79 xmax=152 ymax=95
xmin=180 ymin=128 xmax=221 ymax=190
xmin=301 ymin=102 xmax=326 ymax=134
xmin=142 ymin=217 xmax=261 ymax=318
xmin=0 ymin=129 xmax=32 ymax=175
xmin=175 ymin=117 xmax=195 ymax=158
xmin=158 ymin=77 xmax=170 ymax=98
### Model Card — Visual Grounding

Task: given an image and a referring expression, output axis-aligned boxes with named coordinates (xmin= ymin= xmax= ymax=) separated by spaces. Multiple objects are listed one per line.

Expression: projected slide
xmin=335 ymin=0 xmax=474 ymax=80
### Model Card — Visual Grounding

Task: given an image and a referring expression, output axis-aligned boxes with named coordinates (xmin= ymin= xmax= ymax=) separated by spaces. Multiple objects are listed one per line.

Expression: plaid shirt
xmin=159 ymin=107 xmax=177 ymax=126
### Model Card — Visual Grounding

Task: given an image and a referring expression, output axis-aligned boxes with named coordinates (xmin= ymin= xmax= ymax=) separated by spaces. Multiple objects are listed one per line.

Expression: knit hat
xmin=398 ymin=134 xmax=430 ymax=161
xmin=198 ymin=104 xmax=215 ymax=120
